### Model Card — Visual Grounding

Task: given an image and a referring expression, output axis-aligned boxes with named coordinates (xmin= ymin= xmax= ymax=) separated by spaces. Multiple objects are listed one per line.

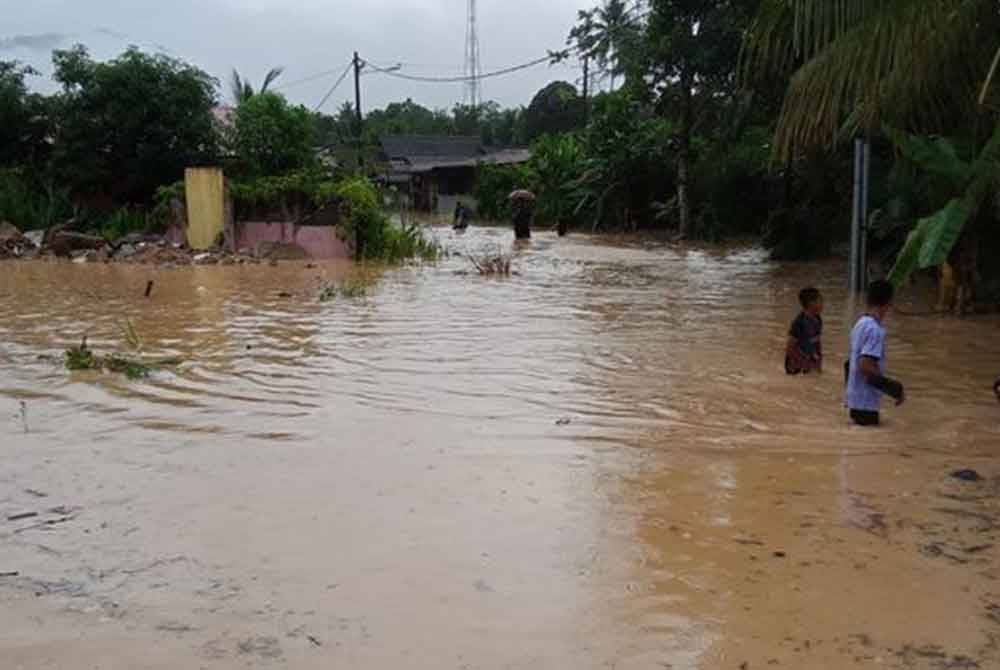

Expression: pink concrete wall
xmin=234 ymin=222 xmax=351 ymax=259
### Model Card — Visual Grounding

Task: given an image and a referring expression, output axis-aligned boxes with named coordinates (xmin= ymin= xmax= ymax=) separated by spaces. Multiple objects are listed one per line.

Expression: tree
xmin=363 ymin=99 xmax=452 ymax=143
xmin=742 ymin=0 xmax=1000 ymax=159
xmin=230 ymin=91 xmax=315 ymax=176
xmin=645 ymin=0 xmax=759 ymax=238
xmin=522 ymin=81 xmax=586 ymax=141
xmin=569 ymin=0 xmax=643 ymax=90
xmin=50 ymin=45 xmax=218 ymax=204
xmin=230 ymin=67 xmax=285 ymax=105
xmin=0 ymin=61 xmax=49 ymax=167
xmin=741 ymin=0 xmax=1000 ymax=286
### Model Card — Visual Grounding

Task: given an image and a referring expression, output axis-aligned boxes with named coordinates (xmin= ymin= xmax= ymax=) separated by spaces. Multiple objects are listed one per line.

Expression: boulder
xmin=24 ymin=230 xmax=45 ymax=248
xmin=46 ymin=228 xmax=107 ymax=257
xmin=0 ymin=221 xmax=23 ymax=242
xmin=255 ymin=241 xmax=310 ymax=261
xmin=115 ymin=243 xmax=138 ymax=259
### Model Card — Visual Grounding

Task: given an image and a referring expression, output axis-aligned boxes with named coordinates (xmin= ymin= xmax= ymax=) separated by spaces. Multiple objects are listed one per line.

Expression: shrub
xmin=0 ymin=169 xmax=74 ymax=230
xmin=475 ymin=163 xmax=532 ymax=221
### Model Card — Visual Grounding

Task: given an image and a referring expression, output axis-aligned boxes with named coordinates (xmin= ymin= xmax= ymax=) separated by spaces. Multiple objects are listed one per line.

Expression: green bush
xmin=335 ymin=176 xmax=437 ymax=261
xmin=230 ymin=168 xmax=340 ymax=221
xmin=99 ymin=207 xmax=149 ymax=242
xmin=0 ymin=169 xmax=74 ymax=230
xmin=475 ymin=164 xmax=531 ymax=221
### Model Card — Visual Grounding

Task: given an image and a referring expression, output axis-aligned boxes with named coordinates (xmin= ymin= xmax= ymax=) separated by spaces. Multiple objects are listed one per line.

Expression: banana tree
xmin=886 ymin=124 xmax=1000 ymax=287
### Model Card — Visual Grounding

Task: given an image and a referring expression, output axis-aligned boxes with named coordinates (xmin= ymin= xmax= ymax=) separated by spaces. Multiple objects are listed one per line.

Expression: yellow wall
xmin=184 ymin=167 xmax=226 ymax=250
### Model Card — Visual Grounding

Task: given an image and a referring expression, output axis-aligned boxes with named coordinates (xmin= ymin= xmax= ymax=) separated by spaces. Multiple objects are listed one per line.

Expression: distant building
xmin=379 ymin=135 xmax=531 ymax=213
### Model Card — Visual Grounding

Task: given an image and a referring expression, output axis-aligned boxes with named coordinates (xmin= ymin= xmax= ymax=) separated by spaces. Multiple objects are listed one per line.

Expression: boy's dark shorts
xmin=850 ymin=409 xmax=880 ymax=426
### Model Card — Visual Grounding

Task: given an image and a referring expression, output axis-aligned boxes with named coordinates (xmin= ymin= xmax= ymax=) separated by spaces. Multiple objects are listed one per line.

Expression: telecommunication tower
xmin=464 ymin=0 xmax=482 ymax=107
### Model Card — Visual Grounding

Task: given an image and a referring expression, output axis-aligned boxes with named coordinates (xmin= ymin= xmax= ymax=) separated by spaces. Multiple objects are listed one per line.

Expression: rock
xmin=0 ymin=221 xmax=23 ymax=242
xmin=24 ymin=230 xmax=44 ymax=248
xmin=255 ymin=241 xmax=310 ymax=261
xmin=47 ymin=230 xmax=107 ymax=257
xmin=116 ymin=243 xmax=138 ymax=259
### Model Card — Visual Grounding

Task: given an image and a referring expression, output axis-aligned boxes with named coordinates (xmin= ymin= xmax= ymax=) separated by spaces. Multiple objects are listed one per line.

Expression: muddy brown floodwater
xmin=2 ymin=227 xmax=1000 ymax=670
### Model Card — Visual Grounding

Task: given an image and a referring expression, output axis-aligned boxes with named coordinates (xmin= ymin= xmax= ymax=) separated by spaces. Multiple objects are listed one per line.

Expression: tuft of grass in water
xmin=65 ymin=337 xmax=99 ymax=371
xmin=318 ymin=279 xmax=368 ymax=301
xmin=318 ymin=283 xmax=338 ymax=302
xmin=119 ymin=319 xmax=143 ymax=352
xmin=468 ymin=248 xmax=513 ymax=276
xmin=103 ymin=355 xmax=152 ymax=380
xmin=318 ymin=264 xmax=382 ymax=302
xmin=64 ymin=332 xmax=179 ymax=380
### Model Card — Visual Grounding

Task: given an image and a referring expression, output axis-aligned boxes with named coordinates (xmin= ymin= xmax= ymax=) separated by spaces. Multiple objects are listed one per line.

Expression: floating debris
xmin=951 ymin=469 xmax=983 ymax=483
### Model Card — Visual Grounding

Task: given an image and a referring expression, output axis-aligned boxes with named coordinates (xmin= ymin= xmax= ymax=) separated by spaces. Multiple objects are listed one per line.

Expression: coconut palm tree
xmin=570 ymin=0 xmax=641 ymax=90
xmin=741 ymin=0 xmax=1000 ymax=287
xmin=230 ymin=66 xmax=285 ymax=105
xmin=741 ymin=0 xmax=1000 ymax=156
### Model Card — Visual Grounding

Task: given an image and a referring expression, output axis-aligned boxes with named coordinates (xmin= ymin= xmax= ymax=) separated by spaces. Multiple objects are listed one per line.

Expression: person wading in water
xmin=844 ymin=280 xmax=906 ymax=426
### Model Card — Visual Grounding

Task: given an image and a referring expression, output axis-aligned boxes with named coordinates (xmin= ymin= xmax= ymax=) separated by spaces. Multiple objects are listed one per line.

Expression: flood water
xmin=2 ymin=227 xmax=1000 ymax=670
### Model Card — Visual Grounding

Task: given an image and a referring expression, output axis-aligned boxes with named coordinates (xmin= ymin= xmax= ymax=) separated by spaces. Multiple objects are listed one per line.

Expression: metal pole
xmin=850 ymin=137 xmax=862 ymax=293
xmin=860 ymin=138 xmax=871 ymax=287
xmin=353 ymin=52 xmax=363 ymax=170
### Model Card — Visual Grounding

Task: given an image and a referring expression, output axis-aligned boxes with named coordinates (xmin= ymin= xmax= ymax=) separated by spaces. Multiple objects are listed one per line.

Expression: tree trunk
xmin=955 ymin=228 xmax=979 ymax=315
xmin=677 ymin=149 xmax=690 ymax=239
xmin=676 ymin=75 xmax=694 ymax=240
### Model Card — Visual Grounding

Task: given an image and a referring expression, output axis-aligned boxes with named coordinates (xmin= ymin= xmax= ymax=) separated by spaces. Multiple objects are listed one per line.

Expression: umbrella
xmin=508 ymin=189 xmax=536 ymax=201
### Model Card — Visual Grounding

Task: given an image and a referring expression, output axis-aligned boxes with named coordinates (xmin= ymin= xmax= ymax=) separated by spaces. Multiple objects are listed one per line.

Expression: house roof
xmin=381 ymin=135 xmax=484 ymax=161
xmin=380 ymin=135 xmax=531 ymax=174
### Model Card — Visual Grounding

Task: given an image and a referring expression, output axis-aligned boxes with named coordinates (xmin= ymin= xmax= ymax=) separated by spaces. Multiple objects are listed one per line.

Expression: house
xmin=379 ymin=135 xmax=531 ymax=214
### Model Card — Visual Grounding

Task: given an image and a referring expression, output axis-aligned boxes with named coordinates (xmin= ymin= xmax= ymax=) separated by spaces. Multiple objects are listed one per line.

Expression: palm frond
xmin=769 ymin=0 xmax=998 ymax=158
xmin=261 ymin=66 xmax=285 ymax=93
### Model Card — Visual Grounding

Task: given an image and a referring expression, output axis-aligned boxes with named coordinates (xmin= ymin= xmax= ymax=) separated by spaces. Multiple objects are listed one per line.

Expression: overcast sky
xmin=1 ymin=0 xmax=595 ymax=113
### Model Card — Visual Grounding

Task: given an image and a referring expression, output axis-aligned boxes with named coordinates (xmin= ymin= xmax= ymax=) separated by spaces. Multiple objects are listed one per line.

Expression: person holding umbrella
xmin=508 ymin=190 xmax=536 ymax=240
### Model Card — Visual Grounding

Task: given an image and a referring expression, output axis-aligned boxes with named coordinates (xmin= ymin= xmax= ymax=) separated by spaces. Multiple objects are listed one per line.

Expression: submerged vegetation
xmin=65 ymin=338 xmax=152 ymax=380
xmin=64 ymin=327 xmax=181 ymax=380
xmin=467 ymin=249 xmax=513 ymax=277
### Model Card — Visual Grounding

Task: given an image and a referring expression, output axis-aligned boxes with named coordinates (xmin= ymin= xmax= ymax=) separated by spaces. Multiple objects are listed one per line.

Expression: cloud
xmin=0 ymin=33 xmax=71 ymax=53
xmin=95 ymin=27 xmax=129 ymax=40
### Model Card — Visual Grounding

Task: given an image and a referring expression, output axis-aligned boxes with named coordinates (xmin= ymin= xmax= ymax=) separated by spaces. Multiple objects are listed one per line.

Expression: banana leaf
xmin=883 ymin=127 xmax=971 ymax=186
xmin=888 ymin=196 xmax=974 ymax=287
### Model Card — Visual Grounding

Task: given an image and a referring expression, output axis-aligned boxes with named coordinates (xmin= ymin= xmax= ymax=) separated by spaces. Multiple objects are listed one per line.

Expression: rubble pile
xmin=0 ymin=223 xmax=277 ymax=266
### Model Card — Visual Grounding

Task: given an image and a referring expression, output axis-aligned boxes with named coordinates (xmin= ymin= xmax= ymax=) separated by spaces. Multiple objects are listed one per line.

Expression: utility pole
xmin=849 ymin=137 xmax=871 ymax=294
xmin=582 ymin=56 xmax=590 ymax=123
xmin=353 ymin=51 xmax=363 ymax=170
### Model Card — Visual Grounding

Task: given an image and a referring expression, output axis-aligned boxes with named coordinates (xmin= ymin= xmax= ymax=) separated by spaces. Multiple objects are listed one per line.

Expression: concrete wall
xmin=234 ymin=222 xmax=350 ymax=259
xmin=184 ymin=167 xmax=226 ymax=250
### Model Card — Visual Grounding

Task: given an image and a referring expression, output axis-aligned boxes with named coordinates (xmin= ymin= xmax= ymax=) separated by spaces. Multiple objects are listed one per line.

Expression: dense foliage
xmin=228 ymin=92 xmax=316 ymax=177
xmin=49 ymin=46 xmax=219 ymax=205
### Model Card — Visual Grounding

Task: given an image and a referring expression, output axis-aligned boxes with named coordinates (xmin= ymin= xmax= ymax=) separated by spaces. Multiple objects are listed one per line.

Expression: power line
xmin=313 ymin=62 xmax=354 ymax=111
xmin=274 ymin=64 xmax=352 ymax=92
xmin=362 ymin=53 xmax=564 ymax=84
